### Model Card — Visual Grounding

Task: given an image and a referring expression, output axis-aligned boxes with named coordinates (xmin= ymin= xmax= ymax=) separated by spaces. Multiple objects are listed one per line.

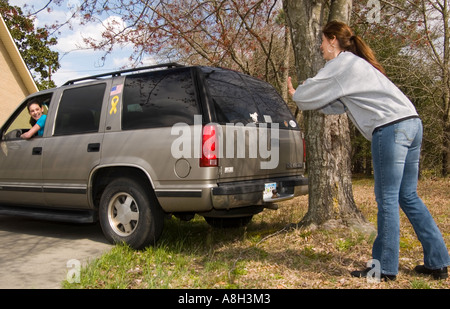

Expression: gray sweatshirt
xmin=292 ymin=51 xmax=418 ymax=141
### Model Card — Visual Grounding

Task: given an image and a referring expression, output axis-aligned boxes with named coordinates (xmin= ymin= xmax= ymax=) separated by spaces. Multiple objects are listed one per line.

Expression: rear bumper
xmin=211 ymin=175 xmax=308 ymax=210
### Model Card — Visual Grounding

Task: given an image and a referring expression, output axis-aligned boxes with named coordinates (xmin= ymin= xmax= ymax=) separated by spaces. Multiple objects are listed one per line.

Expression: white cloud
xmin=112 ymin=54 xmax=158 ymax=69
xmin=10 ymin=1 xmax=128 ymax=54
xmin=55 ymin=16 xmax=128 ymax=53
xmin=141 ymin=56 xmax=158 ymax=66
xmin=9 ymin=0 xmax=159 ymax=87
xmin=112 ymin=56 xmax=134 ymax=68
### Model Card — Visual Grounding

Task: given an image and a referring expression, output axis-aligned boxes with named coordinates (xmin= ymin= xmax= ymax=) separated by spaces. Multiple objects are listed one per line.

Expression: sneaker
xmin=350 ymin=267 xmax=397 ymax=281
xmin=414 ymin=265 xmax=448 ymax=280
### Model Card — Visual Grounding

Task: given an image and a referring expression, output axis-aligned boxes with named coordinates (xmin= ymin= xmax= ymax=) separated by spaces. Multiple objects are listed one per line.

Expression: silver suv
xmin=0 ymin=64 xmax=308 ymax=249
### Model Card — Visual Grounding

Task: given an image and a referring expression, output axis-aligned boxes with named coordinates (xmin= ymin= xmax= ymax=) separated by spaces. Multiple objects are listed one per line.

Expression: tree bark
xmin=284 ymin=0 xmax=371 ymax=232
xmin=440 ymin=0 xmax=450 ymax=176
xmin=280 ymin=24 xmax=292 ymax=103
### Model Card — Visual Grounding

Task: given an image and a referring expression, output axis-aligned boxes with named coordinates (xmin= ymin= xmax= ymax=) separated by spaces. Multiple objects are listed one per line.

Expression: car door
xmin=42 ymin=82 xmax=109 ymax=209
xmin=0 ymin=93 xmax=53 ymax=206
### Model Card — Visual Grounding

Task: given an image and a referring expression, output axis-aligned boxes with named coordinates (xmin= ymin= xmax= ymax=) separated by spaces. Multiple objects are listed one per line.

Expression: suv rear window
xmin=122 ymin=68 xmax=199 ymax=130
xmin=202 ymin=68 xmax=297 ymax=128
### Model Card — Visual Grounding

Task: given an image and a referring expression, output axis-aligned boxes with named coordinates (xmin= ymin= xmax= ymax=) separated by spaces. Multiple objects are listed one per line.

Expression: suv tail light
xmin=200 ymin=124 xmax=218 ymax=167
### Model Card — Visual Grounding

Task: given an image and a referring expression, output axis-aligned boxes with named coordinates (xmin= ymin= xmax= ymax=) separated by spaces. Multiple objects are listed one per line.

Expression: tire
xmin=204 ymin=215 xmax=253 ymax=228
xmin=99 ymin=178 xmax=163 ymax=249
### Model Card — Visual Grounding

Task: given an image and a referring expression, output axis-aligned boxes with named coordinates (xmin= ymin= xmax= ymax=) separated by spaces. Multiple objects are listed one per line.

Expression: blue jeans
xmin=371 ymin=118 xmax=450 ymax=275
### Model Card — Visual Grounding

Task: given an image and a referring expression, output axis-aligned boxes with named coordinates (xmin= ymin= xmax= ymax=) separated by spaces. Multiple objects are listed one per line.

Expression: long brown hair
xmin=27 ymin=99 xmax=43 ymax=126
xmin=322 ymin=20 xmax=386 ymax=75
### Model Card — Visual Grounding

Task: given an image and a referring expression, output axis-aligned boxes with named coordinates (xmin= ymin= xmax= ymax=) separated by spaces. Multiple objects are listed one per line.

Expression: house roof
xmin=0 ymin=14 xmax=38 ymax=94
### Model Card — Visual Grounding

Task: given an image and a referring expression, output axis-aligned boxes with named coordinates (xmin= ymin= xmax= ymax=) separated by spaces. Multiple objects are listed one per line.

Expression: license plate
xmin=264 ymin=182 xmax=277 ymax=200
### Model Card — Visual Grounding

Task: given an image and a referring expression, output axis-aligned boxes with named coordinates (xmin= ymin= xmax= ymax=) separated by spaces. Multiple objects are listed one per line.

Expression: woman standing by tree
xmin=288 ymin=21 xmax=449 ymax=280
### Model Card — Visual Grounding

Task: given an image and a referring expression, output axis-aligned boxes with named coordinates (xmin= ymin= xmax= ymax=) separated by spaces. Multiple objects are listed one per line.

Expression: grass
xmin=62 ymin=177 xmax=450 ymax=289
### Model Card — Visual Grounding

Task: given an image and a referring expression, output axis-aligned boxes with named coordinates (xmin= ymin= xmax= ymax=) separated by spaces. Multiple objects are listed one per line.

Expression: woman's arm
xmin=321 ymin=100 xmax=346 ymax=114
xmin=292 ymin=76 xmax=345 ymax=111
xmin=288 ymin=77 xmax=297 ymax=97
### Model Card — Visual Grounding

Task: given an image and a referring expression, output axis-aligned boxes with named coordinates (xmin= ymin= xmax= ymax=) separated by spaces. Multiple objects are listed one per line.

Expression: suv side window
xmin=122 ymin=68 xmax=199 ymax=130
xmin=54 ymin=83 xmax=106 ymax=136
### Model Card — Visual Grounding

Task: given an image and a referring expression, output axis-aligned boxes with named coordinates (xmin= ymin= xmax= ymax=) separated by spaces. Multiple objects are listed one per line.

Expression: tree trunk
xmin=441 ymin=0 xmax=450 ymax=176
xmin=280 ymin=24 xmax=292 ymax=103
xmin=444 ymin=123 xmax=450 ymax=177
xmin=284 ymin=0 xmax=371 ymax=232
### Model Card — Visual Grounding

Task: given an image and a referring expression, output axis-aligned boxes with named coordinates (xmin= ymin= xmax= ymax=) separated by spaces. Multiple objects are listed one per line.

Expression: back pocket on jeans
xmin=394 ymin=124 xmax=415 ymax=146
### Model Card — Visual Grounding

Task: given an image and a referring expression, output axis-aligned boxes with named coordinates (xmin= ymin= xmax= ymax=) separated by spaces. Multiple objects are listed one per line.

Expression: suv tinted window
xmin=122 ymin=68 xmax=198 ymax=130
xmin=54 ymin=84 xmax=105 ymax=136
xmin=202 ymin=68 xmax=296 ymax=128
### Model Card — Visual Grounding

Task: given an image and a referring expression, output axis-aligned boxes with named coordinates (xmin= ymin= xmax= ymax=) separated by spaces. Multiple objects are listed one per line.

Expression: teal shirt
xmin=36 ymin=114 xmax=46 ymax=136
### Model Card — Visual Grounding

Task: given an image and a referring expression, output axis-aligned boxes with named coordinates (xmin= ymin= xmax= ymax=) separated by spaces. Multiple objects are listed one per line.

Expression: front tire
xmin=99 ymin=178 xmax=163 ymax=249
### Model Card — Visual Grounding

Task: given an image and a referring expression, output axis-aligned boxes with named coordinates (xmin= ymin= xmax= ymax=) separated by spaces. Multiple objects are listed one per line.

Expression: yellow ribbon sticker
xmin=110 ymin=95 xmax=119 ymax=115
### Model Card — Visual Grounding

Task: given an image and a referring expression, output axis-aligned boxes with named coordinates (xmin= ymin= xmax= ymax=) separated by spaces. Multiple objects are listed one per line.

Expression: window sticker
xmin=263 ymin=115 xmax=272 ymax=123
xmin=110 ymin=84 xmax=123 ymax=96
xmin=110 ymin=95 xmax=119 ymax=115
xmin=250 ymin=112 xmax=258 ymax=123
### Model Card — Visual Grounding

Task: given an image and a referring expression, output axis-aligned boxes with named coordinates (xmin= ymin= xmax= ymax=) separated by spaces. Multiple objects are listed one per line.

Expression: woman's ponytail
xmin=323 ymin=21 xmax=386 ymax=75
xmin=350 ymin=34 xmax=386 ymax=75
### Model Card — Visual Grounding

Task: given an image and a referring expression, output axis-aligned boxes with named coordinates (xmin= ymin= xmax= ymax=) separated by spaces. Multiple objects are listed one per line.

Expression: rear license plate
xmin=264 ymin=182 xmax=277 ymax=200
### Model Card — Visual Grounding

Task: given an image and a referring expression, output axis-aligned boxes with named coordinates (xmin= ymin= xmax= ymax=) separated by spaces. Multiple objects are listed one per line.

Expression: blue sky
xmin=9 ymin=0 xmax=157 ymax=86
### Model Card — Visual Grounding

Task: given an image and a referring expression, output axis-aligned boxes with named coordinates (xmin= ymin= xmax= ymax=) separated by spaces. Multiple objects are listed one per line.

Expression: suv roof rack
xmin=63 ymin=63 xmax=185 ymax=86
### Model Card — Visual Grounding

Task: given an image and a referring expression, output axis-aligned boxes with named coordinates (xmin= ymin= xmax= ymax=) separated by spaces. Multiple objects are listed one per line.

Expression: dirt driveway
xmin=0 ymin=215 xmax=112 ymax=289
